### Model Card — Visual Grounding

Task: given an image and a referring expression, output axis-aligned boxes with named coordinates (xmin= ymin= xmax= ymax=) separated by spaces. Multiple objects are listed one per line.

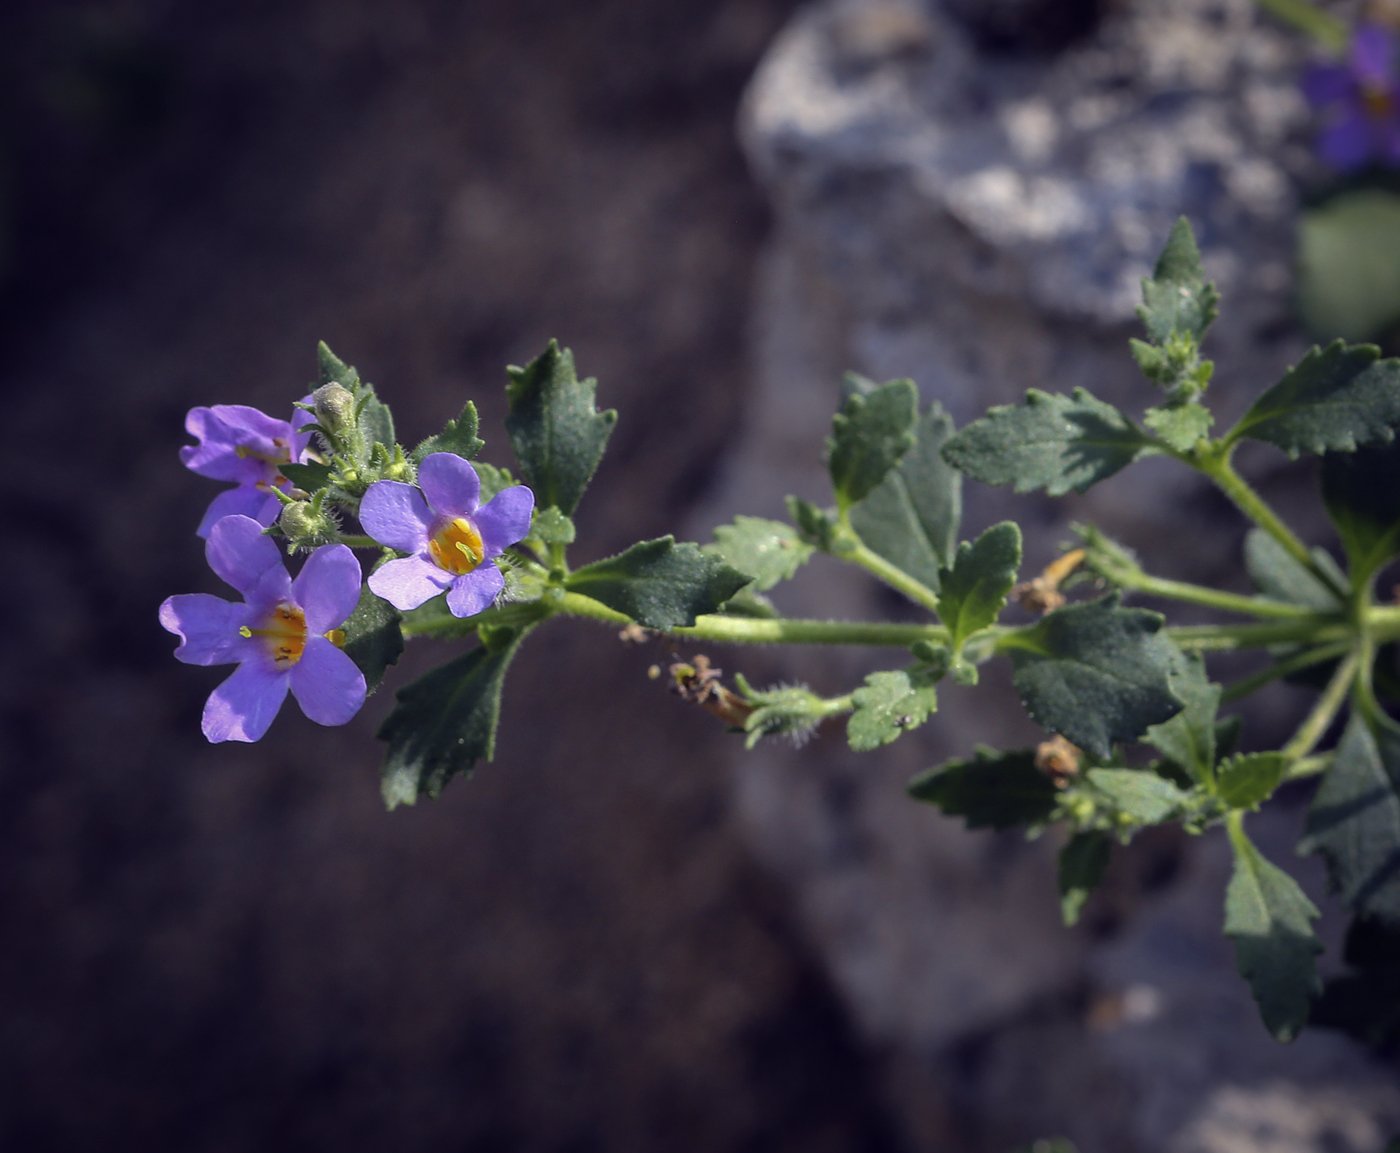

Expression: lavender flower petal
xmin=293 ymin=544 xmax=363 ymax=634
xmin=418 ymin=453 xmax=481 ymax=518
xmin=446 ymin=564 xmax=504 ymax=618
xmin=181 ymin=405 xmax=293 ymax=482
xmin=1351 ymin=23 xmax=1396 ymax=89
xmin=160 ymin=594 xmax=252 ymax=666
xmin=472 ymin=485 xmax=535 ymax=560
xmin=206 ymin=514 xmax=286 ymax=595
xmin=289 ymin=637 xmax=367 ymax=726
xmin=360 ymin=480 xmax=435 ymax=553
xmin=368 ymin=555 xmax=453 ymax=611
xmin=1301 ymin=63 xmax=1352 ymax=108
xmin=203 ymin=661 xmax=290 ymax=742
xmin=196 ymin=484 xmax=281 ymax=539
xmin=1321 ymin=108 xmax=1374 ymax=171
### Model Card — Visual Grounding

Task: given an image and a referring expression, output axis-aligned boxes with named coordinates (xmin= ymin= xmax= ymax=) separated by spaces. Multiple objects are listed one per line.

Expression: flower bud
xmin=279 ymin=499 xmax=338 ymax=549
xmin=313 ymin=384 xmax=357 ymax=439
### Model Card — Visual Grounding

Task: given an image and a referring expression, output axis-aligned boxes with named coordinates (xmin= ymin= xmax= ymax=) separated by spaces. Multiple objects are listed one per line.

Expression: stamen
xmin=240 ymin=602 xmax=308 ymax=668
xmin=428 ymin=517 xmax=485 ymax=575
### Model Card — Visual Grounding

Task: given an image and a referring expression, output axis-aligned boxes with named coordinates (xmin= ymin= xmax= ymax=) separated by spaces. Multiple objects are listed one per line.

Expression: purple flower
xmin=181 ymin=401 xmax=315 ymax=537
xmin=159 ymin=515 xmax=367 ymax=742
xmin=1303 ymin=22 xmax=1400 ymax=171
xmin=360 ymin=453 xmax=535 ymax=618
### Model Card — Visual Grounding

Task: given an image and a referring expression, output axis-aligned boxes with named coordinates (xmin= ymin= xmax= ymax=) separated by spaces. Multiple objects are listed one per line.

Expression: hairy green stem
xmin=1168 ymin=617 xmax=1349 ymax=651
xmin=338 ymin=534 xmax=380 ymax=550
xmin=1113 ymin=571 xmax=1317 ymax=620
xmin=1281 ymin=647 xmax=1360 ymax=761
xmin=1282 ymin=753 xmax=1333 ymax=782
xmin=845 ymin=543 xmax=942 ymax=616
xmin=1218 ymin=640 xmax=1354 ymax=704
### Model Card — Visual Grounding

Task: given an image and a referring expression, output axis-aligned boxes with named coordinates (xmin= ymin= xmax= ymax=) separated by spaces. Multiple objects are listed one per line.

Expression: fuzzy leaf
xmin=1298 ymin=188 xmax=1400 ymax=343
xmin=1225 ymin=823 xmax=1323 ymax=1042
xmin=705 ymin=516 xmax=814 ymax=593
xmin=1229 ymin=341 xmax=1400 ymax=456
xmin=941 ymin=388 xmax=1152 ymax=496
xmin=1087 ymin=768 xmax=1190 ymax=824
xmin=849 ymin=402 xmax=961 ymax=589
xmin=1216 ymin=753 xmax=1289 ymax=811
xmin=1144 ymin=652 xmax=1220 ymax=783
xmin=280 ymin=461 xmax=334 ymax=493
xmin=786 ymin=496 xmax=838 ymax=551
xmin=505 ymin=340 xmax=617 ymax=516
xmin=473 ymin=462 xmax=518 ymax=504
xmin=378 ymin=627 xmax=532 ymax=808
xmin=847 ymin=670 xmax=938 ymax=752
xmin=1321 ymin=440 xmax=1400 ymax=582
xmin=908 ymin=747 xmax=1059 ymax=830
xmin=1059 ymin=831 xmax=1111 ymax=926
xmin=827 ymin=377 xmax=918 ymax=510
xmin=939 ymin=522 xmax=1021 ymax=650
xmin=1243 ymin=529 xmax=1346 ymax=611
xmin=530 ymin=507 xmax=576 ymax=546
xmin=564 ymin=537 xmax=749 ymax=629
xmin=1008 ymin=594 xmax=1183 ymax=759
xmin=317 ymin=341 xmax=361 ymax=389
xmin=1301 ymin=713 xmax=1400 ymax=924
xmin=411 ymin=400 xmax=484 ymax=464
xmin=1138 ymin=217 xmax=1219 ymax=346
xmin=341 ymin=583 xmax=404 ymax=693
xmin=1143 ymin=402 xmax=1214 ymax=451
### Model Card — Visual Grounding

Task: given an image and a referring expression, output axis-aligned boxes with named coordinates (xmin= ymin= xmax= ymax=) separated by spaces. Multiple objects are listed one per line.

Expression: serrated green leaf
xmin=938 ymin=522 xmax=1021 ymax=651
xmin=848 ymin=402 xmax=961 ymax=589
xmin=411 ymin=400 xmax=484 ymax=464
xmin=941 ymin=388 xmax=1152 ymax=496
xmin=280 ymin=461 xmax=334 ymax=493
xmin=1144 ymin=652 xmax=1219 ymax=783
xmin=705 ymin=516 xmax=814 ymax=592
xmin=1301 ymin=713 xmax=1400 ymax=924
xmin=358 ymin=394 xmax=395 ymax=453
xmin=473 ymin=461 xmax=517 ymax=504
xmin=1322 ymin=440 xmax=1400 ymax=583
xmin=340 ymin=583 xmax=404 ymax=693
xmin=530 ymin=507 xmax=576 ymax=546
xmin=827 ymin=377 xmax=918 ymax=511
xmin=1243 ymin=529 xmax=1346 ymax=611
xmin=1225 ymin=821 xmax=1322 ymax=1041
xmin=908 ymin=746 xmax=1059 ymax=830
xmin=847 ymin=669 xmax=938 ymax=752
xmin=505 ymin=340 xmax=617 ymax=516
xmin=1007 ymin=594 xmax=1183 ymax=759
xmin=564 ymin=536 xmax=749 ymax=629
xmin=1086 ymin=768 xmax=1190 ymax=823
xmin=1298 ymin=189 xmax=1400 ymax=342
xmin=317 ymin=341 xmax=361 ymax=389
xmin=1143 ymin=401 xmax=1214 ymax=451
xmin=786 ymin=495 xmax=838 ymax=551
xmin=1228 ymin=341 xmax=1400 ymax=456
xmin=377 ymin=626 xmax=532 ymax=808
xmin=1059 ymin=831 xmax=1111 ymax=926
xmin=1138 ymin=217 xmax=1220 ymax=346
xmin=1216 ymin=753 xmax=1288 ymax=811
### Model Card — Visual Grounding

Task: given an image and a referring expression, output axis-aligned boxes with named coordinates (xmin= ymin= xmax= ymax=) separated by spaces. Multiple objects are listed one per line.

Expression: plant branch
xmin=1218 ymin=640 xmax=1353 ymax=704
xmin=1281 ymin=647 xmax=1360 ymax=761
xmin=844 ymin=542 xmax=942 ymax=616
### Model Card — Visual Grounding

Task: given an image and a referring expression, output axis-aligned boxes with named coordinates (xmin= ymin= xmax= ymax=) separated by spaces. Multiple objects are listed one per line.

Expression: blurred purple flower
xmin=1303 ymin=22 xmax=1400 ymax=171
xmin=159 ymin=515 xmax=366 ymax=742
xmin=181 ymin=400 xmax=315 ymax=537
xmin=360 ymin=453 xmax=534 ymax=618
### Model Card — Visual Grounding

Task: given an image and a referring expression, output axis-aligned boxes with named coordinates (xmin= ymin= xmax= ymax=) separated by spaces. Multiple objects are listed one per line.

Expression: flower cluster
xmin=163 ymin=394 xmax=534 ymax=743
xmin=1303 ymin=22 xmax=1400 ymax=172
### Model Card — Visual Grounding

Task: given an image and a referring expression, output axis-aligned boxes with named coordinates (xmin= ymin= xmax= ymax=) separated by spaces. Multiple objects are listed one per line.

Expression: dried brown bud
xmin=1035 ymin=734 xmax=1081 ymax=788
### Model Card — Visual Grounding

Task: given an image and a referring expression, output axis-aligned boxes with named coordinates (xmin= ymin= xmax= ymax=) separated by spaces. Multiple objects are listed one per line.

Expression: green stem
xmin=338 ymin=534 xmax=380 ymax=550
xmin=1282 ymin=753 xmax=1333 ymax=782
xmin=1252 ymin=0 xmax=1348 ymax=52
xmin=845 ymin=543 xmax=942 ymax=616
xmin=1218 ymin=640 xmax=1353 ymax=704
xmin=1168 ymin=617 xmax=1349 ymax=651
xmin=1113 ymin=571 xmax=1317 ymax=619
xmin=1281 ymin=647 xmax=1360 ymax=761
xmin=1225 ymin=808 xmax=1250 ymax=854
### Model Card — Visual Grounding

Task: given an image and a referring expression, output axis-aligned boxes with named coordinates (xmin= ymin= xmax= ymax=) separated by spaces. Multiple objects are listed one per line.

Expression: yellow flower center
xmin=238 ymin=606 xmax=346 ymax=669
xmin=1364 ymin=84 xmax=1395 ymax=121
xmin=428 ymin=517 xmax=484 ymax=575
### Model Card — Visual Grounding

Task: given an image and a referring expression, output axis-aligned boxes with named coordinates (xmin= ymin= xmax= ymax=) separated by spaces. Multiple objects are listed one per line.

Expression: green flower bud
xmin=313 ymin=384 xmax=357 ymax=439
xmin=279 ymin=499 xmax=338 ymax=550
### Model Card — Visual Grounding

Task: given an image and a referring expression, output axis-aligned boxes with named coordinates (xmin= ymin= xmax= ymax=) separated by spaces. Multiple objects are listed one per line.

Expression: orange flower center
xmin=428 ymin=517 xmax=484 ymax=575
xmin=241 ymin=602 xmax=308 ymax=668
xmin=237 ymin=436 xmax=293 ymax=490
xmin=1364 ymin=84 xmax=1395 ymax=120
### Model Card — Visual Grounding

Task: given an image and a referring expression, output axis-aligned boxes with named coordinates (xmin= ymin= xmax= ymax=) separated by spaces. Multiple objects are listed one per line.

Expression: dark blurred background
xmin=0 ymin=2 xmax=950 ymax=1149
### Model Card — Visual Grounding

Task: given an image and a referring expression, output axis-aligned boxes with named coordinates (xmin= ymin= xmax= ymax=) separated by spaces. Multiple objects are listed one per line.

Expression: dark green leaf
xmin=411 ymin=400 xmax=484 ymax=464
xmin=1216 ymin=753 xmax=1289 ymax=811
xmin=1143 ymin=401 xmax=1214 ymax=451
xmin=1086 ymin=768 xmax=1190 ymax=824
xmin=1243 ymin=529 xmax=1346 ymax=611
xmin=280 ymin=461 xmax=334 ymax=493
xmin=505 ymin=340 xmax=617 ymax=516
xmin=340 ymin=583 xmax=404 ymax=693
xmin=848 ymin=402 xmax=961 ymax=589
xmin=1311 ymin=914 xmax=1400 ymax=1048
xmin=908 ymin=747 xmax=1059 ymax=830
xmin=1301 ymin=713 xmax=1400 ymax=924
xmin=564 ymin=536 xmax=749 ymax=629
xmin=1144 ymin=652 xmax=1219 ymax=783
xmin=1008 ymin=594 xmax=1183 ymax=759
xmin=317 ymin=341 xmax=361 ymax=389
xmin=786 ymin=496 xmax=838 ymax=551
xmin=377 ymin=627 xmax=532 ymax=808
xmin=1229 ymin=341 xmax=1400 ymax=456
xmin=938 ymin=522 xmax=1021 ymax=651
xmin=530 ymin=507 xmax=576 ymax=546
xmin=357 ymin=394 xmax=395 ymax=453
xmin=1059 ymin=831 xmax=1111 ymax=926
xmin=1137 ymin=217 xmax=1219 ymax=346
xmin=847 ymin=670 xmax=938 ymax=752
xmin=1298 ymin=188 xmax=1400 ymax=342
xmin=1225 ymin=822 xmax=1322 ymax=1042
xmin=705 ymin=516 xmax=814 ymax=592
xmin=827 ymin=377 xmax=918 ymax=510
xmin=1322 ymin=440 xmax=1400 ymax=582
xmin=941 ymin=388 xmax=1152 ymax=496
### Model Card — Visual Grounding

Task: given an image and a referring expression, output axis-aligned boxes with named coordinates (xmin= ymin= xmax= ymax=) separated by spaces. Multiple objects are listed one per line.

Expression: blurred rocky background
xmin=3 ymin=0 xmax=1399 ymax=1151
